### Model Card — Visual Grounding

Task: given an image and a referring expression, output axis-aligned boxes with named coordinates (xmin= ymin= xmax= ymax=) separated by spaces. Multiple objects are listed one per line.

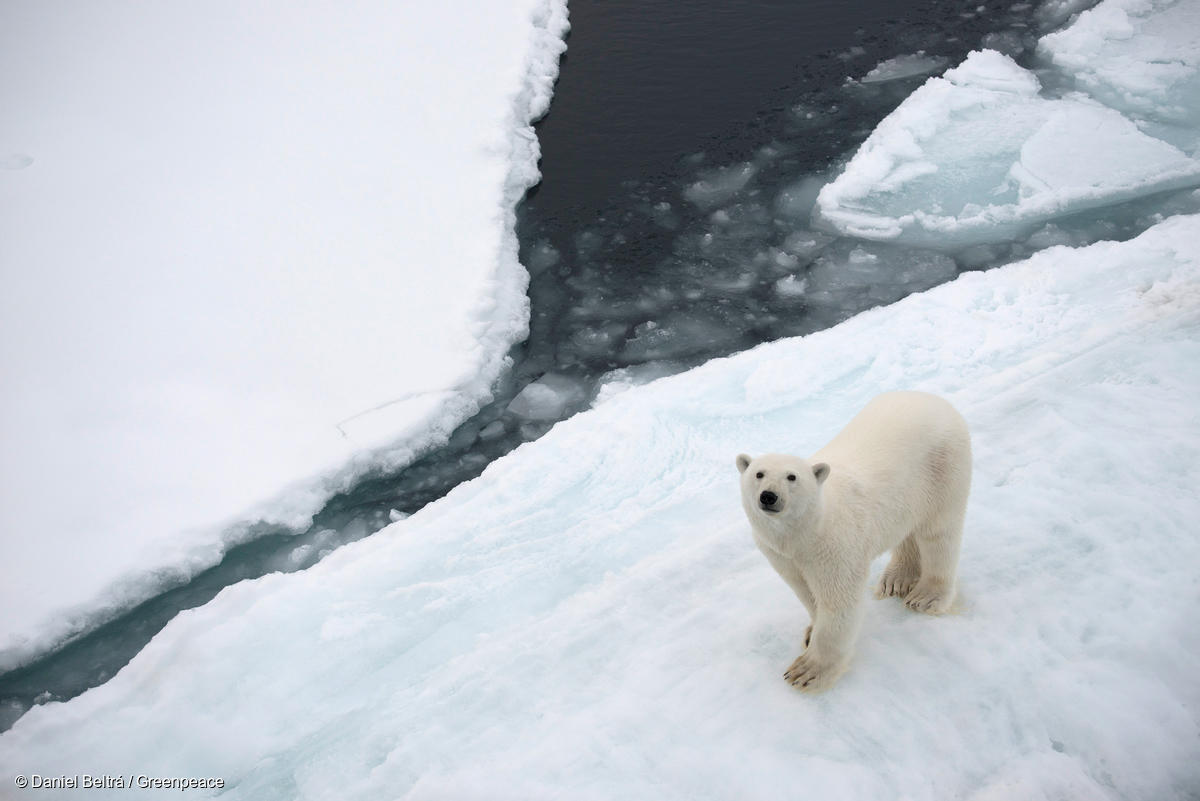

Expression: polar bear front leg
xmin=756 ymin=544 xmax=818 ymax=646
xmin=783 ymin=582 xmax=865 ymax=692
xmin=792 ymin=578 xmax=817 ymax=650
xmin=876 ymin=534 xmax=921 ymax=599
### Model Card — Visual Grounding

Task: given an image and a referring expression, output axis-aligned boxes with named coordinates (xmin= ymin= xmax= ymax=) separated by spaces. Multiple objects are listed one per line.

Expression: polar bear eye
xmin=787 ymin=473 xmax=797 ymax=481
xmin=755 ymin=471 xmax=763 ymax=479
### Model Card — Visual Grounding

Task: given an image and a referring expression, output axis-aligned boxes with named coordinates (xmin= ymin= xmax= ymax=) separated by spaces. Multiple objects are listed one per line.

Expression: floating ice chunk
xmin=980 ymin=30 xmax=1028 ymax=57
xmin=593 ymin=361 xmax=686 ymax=405
xmin=621 ymin=314 xmax=748 ymax=362
xmin=267 ymin=527 xmax=346 ymax=574
xmin=562 ymin=323 xmax=629 ymax=361
xmin=774 ymin=176 xmax=825 ymax=220
xmin=683 ymin=163 xmax=758 ymax=209
xmin=708 ymin=269 xmax=758 ymax=292
xmin=526 ymin=240 xmax=561 ymax=274
xmin=648 ymin=200 xmax=681 ymax=229
xmin=955 ymin=242 xmax=1005 ymax=268
xmin=287 ymin=544 xmax=314 ymax=566
xmin=1039 ymin=0 xmax=1200 ymax=134
xmin=476 ymin=421 xmax=507 ymax=441
xmin=1024 ymin=222 xmax=1078 ymax=250
xmin=773 ymin=274 xmax=808 ymax=298
xmin=860 ymin=51 xmax=948 ymax=83
xmin=805 ymin=242 xmax=958 ymax=312
xmin=814 ymin=49 xmax=1200 ymax=246
xmin=771 ymin=249 xmax=801 ymax=270
xmin=505 ymin=374 xmax=591 ymax=422
xmin=0 ymin=699 xmax=26 ymax=732
xmin=1035 ymin=0 xmax=1100 ymax=30
xmin=574 ymin=230 xmax=605 ymax=260
xmin=780 ymin=230 xmax=834 ymax=259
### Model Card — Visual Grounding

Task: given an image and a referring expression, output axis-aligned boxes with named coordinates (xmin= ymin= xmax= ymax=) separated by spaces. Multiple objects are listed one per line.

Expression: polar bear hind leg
xmin=905 ymin=512 xmax=964 ymax=614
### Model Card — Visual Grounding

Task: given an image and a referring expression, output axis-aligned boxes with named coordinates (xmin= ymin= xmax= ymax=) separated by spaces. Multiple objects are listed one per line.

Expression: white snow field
xmin=815 ymin=0 xmax=1200 ymax=246
xmin=3 ymin=215 xmax=1198 ymax=799
xmin=0 ymin=0 xmax=568 ymax=670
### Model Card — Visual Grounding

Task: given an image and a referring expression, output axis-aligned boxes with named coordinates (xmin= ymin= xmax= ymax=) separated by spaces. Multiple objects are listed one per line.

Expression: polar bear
xmin=736 ymin=391 xmax=971 ymax=692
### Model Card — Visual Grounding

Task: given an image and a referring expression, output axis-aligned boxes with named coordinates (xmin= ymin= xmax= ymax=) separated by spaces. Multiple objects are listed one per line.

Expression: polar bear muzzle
xmin=759 ymin=490 xmax=781 ymax=513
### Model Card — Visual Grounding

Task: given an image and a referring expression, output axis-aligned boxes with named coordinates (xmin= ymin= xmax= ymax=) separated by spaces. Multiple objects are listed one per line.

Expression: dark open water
xmin=1 ymin=0 xmax=1106 ymax=731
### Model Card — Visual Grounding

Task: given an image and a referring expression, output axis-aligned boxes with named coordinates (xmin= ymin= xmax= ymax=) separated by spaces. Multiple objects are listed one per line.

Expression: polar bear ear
xmin=736 ymin=454 xmax=752 ymax=473
xmin=813 ymin=462 xmax=830 ymax=484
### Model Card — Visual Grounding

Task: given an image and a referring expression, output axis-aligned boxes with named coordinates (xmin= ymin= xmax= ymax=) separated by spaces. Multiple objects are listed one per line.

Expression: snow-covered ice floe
xmin=0 ymin=0 xmax=568 ymax=671
xmin=1040 ymin=0 xmax=1200 ymax=146
xmin=815 ymin=0 xmax=1200 ymax=246
xmin=3 ymin=215 xmax=1198 ymax=799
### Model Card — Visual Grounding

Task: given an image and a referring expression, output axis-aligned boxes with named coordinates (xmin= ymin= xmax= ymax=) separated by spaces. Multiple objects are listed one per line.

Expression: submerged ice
xmin=860 ymin=51 xmax=948 ymax=83
xmin=802 ymin=241 xmax=957 ymax=325
xmin=506 ymin=373 xmax=592 ymax=421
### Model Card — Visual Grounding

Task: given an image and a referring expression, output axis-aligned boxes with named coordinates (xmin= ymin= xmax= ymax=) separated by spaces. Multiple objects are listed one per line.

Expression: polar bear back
xmin=813 ymin=391 xmax=971 ymax=550
xmin=815 ymin=391 xmax=969 ymax=466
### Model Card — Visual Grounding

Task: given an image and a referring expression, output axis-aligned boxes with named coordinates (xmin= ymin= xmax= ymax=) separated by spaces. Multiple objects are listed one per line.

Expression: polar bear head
xmin=736 ymin=453 xmax=830 ymax=528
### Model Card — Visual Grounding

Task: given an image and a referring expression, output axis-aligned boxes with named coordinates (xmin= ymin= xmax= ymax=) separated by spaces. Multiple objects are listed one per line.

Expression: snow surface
xmin=815 ymin=0 xmax=1200 ymax=246
xmin=3 ymin=215 xmax=1198 ymax=799
xmin=0 ymin=0 xmax=568 ymax=670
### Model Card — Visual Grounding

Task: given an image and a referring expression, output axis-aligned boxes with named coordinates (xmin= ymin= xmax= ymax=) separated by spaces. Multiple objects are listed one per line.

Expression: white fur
xmin=737 ymin=391 xmax=971 ymax=692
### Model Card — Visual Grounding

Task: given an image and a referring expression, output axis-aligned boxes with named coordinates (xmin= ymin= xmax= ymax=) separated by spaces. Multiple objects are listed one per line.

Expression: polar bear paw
xmin=783 ymin=651 xmax=842 ymax=692
xmin=876 ymin=565 xmax=919 ymax=600
xmin=904 ymin=578 xmax=953 ymax=614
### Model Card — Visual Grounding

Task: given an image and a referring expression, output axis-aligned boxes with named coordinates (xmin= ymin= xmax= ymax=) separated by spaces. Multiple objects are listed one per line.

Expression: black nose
xmin=759 ymin=490 xmax=778 ymax=506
